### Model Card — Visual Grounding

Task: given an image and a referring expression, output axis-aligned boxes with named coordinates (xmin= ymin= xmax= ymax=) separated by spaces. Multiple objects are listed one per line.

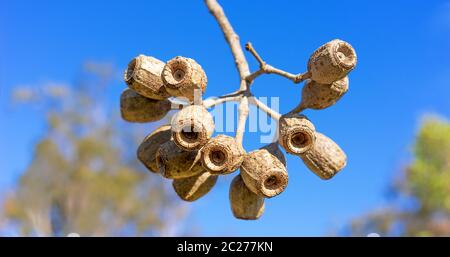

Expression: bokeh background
xmin=1 ymin=0 xmax=449 ymax=236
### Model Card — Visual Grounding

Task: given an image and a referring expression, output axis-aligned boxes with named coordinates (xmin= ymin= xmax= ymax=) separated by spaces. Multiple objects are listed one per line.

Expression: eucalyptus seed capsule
xmin=240 ymin=148 xmax=288 ymax=198
xmin=124 ymin=55 xmax=170 ymax=100
xmin=162 ymin=56 xmax=207 ymax=102
xmin=156 ymin=140 xmax=204 ymax=179
xmin=171 ymin=105 xmax=214 ymax=151
xmin=299 ymin=77 xmax=349 ymax=111
xmin=300 ymin=132 xmax=347 ymax=180
xmin=172 ymin=171 xmax=218 ymax=202
xmin=308 ymin=39 xmax=357 ymax=84
xmin=261 ymin=142 xmax=286 ymax=167
xmin=278 ymin=113 xmax=316 ymax=155
xmin=137 ymin=125 xmax=172 ymax=173
xmin=120 ymin=88 xmax=171 ymax=123
xmin=229 ymin=174 xmax=265 ymax=220
xmin=200 ymin=135 xmax=245 ymax=175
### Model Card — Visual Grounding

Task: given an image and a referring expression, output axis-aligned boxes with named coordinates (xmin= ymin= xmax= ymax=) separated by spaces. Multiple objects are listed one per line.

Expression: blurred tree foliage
xmin=1 ymin=63 xmax=188 ymax=236
xmin=346 ymin=116 xmax=450 ymax=236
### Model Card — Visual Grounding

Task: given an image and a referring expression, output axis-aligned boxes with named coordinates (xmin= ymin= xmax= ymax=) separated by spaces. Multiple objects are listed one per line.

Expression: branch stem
xmin=205 ymin=0 xmax=251 ymax=90
xmin=205 ymin=0 xmax=252 ymax=144
xmin=203 ymin=95 xmax=242 ymax=109
xmin=245 ymin=42 xmax=310 ymax=83
xmin=289 ymin=102 xmax=306 ymax=114
xmin=235 ymin=96 xmax=249 ymax=144
xmin=249 ymin=96 xmax=281 ymax=121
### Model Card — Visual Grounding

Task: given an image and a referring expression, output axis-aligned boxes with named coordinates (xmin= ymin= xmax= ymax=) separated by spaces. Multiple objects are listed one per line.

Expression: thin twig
xmin=205 ymin=0 xmax=251 ymax=145
xmin=205 ymin=0 xmax=250 ymax=90
xmin=245 ymin=42 xmax=265 ymax=67
xmin=203 ymin=95 xmax=242 ymax=109
xmin=248 ymin=96 xmax=281 ymax=121
xmin=245 ymin=42 xmax=310 ymax=83
xmin=289 ymin=101 xmax=306 ymax=114
xmin=235 ymin=96 xmax=249 ymax=144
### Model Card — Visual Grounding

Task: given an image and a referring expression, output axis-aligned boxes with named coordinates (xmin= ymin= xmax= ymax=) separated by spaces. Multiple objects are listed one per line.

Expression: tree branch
xmin=205 ymin=0 xmax=251 ymax=90
xmin=236 ymin=96 xmax=249 ymax=144
xmin=245 ymin=42 xmax=310 ymax=83
xmin=248 ymin=96 xmax=281 ymax=121
xmin=205 ymin=0 xmax=251 ymax=145
xmin=289 ymin=101 xmax=306 ymax=114
xmin=203 ymin=94 xmax=242 ymax=109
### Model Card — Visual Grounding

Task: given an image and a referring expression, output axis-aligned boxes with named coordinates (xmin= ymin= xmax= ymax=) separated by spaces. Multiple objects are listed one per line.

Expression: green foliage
xmin=2 ymin=63 xmax=188 ymax=236
xmin=347 ymin=116 xmax=450 ymax=236
xmin=406 ymin=118 xmax=450 ymax=213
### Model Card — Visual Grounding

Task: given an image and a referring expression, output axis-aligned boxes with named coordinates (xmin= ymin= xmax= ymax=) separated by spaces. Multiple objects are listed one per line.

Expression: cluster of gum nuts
xmin=120 ymin=39 xmax=357 ymax=220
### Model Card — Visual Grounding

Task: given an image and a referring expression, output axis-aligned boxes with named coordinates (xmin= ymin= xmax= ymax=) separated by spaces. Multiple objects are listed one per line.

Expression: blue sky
xmin=1 ymin=0 xmax=449 ymax=236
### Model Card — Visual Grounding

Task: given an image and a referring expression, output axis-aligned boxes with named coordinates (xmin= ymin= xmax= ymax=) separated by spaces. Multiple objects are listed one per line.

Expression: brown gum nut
xmin=124 ymin=55 xmax=170 ymax=100
xmin=172 ymin=171 xmax=218 ymax=202
xmin=200 ymin=135 xmax=245 ymax=175
xmin=278 ymin=113 xmax=316 ymax=155
xmin=301 ymin=76 xmax=349 ymax=110
xmin=137 ymin=125 xmax=172 ymax=173
xmin=261 ymin=142 xmax=287 ymax=167
xmin=307 ymin=39 xmax=357 ymax=84
xmin=171 ymin=105 xmax=214 ymax=151
xmin=229 ymin=174 xmax=265 ymax=220
xmin=155 ymin=140 xmax=205 ymax=179
xmin=300 ymin=132 xmax=347 ymax=180
xmin=120 ymin=88 xmax=171 ymax=123
xmin=240 ymin=148 xmax=288 ymax=198
xmin=162 ymin=56 xmax=207 ymax=102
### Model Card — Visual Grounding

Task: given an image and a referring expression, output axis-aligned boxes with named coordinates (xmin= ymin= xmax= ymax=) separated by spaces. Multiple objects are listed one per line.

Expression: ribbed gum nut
xmin=200 ymin=135 xmax=245 ymax=175
xmin=308 ymin=39 xmax=357 ymax=84
xmin=155 ymin=140 xmax=205 ymax=179
xmin=124 ymin=55 xmax=170 ymax=100
xmin=261 ymin=143 xmax=286 ymax=167
xmin=229 ymin=174 xmax=265 ymax=220
xmin=120 ymin=89 xmax=171 ymax=123
xmin=162 ymin=56 xmax=207 ymax=102
xmin=278 ymin=113 xmax=316 ymax=155
xmin=300 ymin=76 xmax=349 ymax=110
xmin=172 ymin=171 xmax=218 ymax=202
xmin=300 ymin=132 xmax=347 ymax=180
xmin=171 ymin=105 xmax=214 ymax=151
xmin=137 ymin=125 xmax=172 ymax=173
xmin=240 ymin=148 xmax=288 ymax=198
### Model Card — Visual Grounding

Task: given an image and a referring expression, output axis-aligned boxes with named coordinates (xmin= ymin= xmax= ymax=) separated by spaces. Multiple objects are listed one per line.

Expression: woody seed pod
xmin=200 ymin=135 xmax=245 ymax=175
xmin=172 ymin=171 xmax=218 ymax=202
xmin=308 ymin=39 xmax=357 ymax=84
xmin=156 ymin=140 xmax=205 ymax=179
xmin=299 ymin=76 xmax=349 ymax=110
xmin=171 ymin=105 xmax=214 ymax=151
xmin=162 ymin=56 xmax=207 ymax=102
xmin=229 ymin=174 xmax=265 ymax=220
xmin=261 ymin=142 xmax=286 ymax=167
xmin=300 ymin=132 xmax=347 ymax=180
xmin=240 ymin=148 xmax=288 ymax=198
xmin=278 ymin=113 xmax=316 ymax=155
xmin=120 ymin=89 xmax=171 ymax=123
xmin=137 ymin=125 xmax=172 ymax=173
xmin=124 ymin=55 xmax=170 ymax=100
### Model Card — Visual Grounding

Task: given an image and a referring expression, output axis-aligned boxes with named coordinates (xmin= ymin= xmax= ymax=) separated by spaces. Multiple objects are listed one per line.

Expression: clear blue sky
xmin=1 ymin=0 xmax=449 ymax=236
